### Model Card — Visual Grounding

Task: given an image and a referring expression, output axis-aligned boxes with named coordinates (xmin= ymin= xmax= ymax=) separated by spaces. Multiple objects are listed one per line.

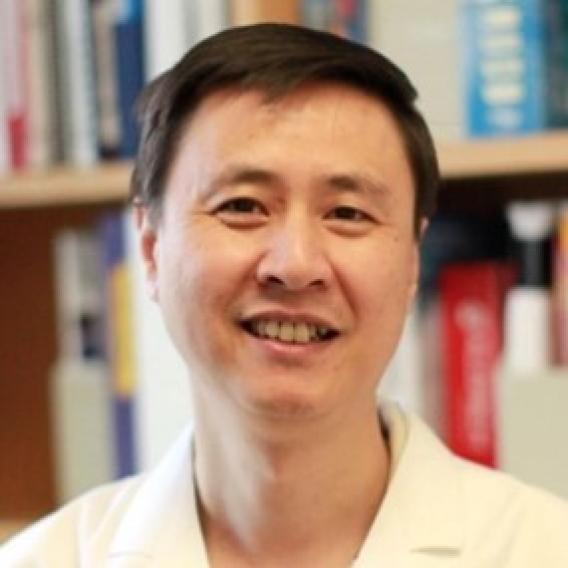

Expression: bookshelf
xmin=1 ymin=131 xmax=567 ymax=210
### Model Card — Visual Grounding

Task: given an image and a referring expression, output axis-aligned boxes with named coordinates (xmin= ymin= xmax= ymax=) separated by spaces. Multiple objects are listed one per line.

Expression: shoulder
xmin=0 ymin=475 xmax=144 ymax=567
xmin=455 ymin=451 xmax=568 ymax=564
xmin=397 ymin=407 xmax=568 ymax=565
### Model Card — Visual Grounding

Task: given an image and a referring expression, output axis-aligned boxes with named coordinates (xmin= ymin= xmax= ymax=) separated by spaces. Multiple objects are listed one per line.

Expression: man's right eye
xmin=212 ymin=198 xmax=268 ymax=228
xmin=215 ymin=197 xmax=266 ymax=215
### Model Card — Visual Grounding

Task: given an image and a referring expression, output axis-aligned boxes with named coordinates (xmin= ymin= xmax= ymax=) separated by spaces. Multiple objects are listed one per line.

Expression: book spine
xmin=143 ymin=0 xmax=190 ymax=80
xmin=229 ymin=0 xmax=301 ymax=25
xmin=92 ymin=0 xmax=121 ymax=158
xmin=99 ymin=212 xmax=137 ymax=477
xmin=184 ymin=0 xmax=228 ymax=44
xmin=440 ymin=261 xmax=515 ymax=467
xmin=0 ymin=15 xmax=9 ymax=175
xmin=115 ymin=0 xmax=145 ymax=157
xmin=50 ymin=358 xmax=114 ymax=504
xmin=331 ymin=0 xmax=367 ymax=42
xmin=54 ymin=0 xmax=98 ymax=165
xmin=24 ymin=0 xmax=56 ymax=168
xmin=301 ymin=0 xmax=334 ymax=31
xmin=462 ymin=0 xmax=549 ymax=137
xmin=2 ymin=0 xmax=28 ymax=169
xmin=553 ymin=203 xmax=568 ymax=365
xmin=368 ymin=0 xmax=463 ymax=142
xmin=545 ymin=0 xmax=568 ymax=127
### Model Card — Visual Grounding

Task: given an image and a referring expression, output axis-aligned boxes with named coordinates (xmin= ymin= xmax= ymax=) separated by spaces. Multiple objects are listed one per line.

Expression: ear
xmin=407 ymin=217 xmax=429 ymax=310
xmin=134 ymin=205 xmax=160 ymax=302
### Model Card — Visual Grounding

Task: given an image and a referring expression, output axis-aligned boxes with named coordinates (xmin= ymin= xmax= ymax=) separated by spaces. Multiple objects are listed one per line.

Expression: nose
xmin=256 ymin=216 xmax=332 ymax=292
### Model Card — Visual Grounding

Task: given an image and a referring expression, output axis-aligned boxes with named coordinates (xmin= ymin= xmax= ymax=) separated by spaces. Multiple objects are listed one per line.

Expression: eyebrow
xmin=324 ymin=173 xmax=392 ymax=204
xmin=202 ymin=164 xmax=392 ymax=204
xmin=201 ymin=165 xmax=279 ymax=200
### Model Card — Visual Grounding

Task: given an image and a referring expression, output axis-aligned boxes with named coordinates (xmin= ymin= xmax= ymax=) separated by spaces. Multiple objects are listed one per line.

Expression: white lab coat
xmin=2 ymin=403 xmax=567 ymax=567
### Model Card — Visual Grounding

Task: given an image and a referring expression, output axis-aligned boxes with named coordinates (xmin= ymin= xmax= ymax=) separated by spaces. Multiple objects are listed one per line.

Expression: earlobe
xmin=134 ymin=205 xmax=160 ymax=302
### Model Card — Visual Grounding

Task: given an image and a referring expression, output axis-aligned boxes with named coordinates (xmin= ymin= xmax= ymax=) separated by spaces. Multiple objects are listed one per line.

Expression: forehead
xmin=182 ymin=82 xmax=405 ymax=147
xmin=167 ymin=82 xmax=414 ymax=205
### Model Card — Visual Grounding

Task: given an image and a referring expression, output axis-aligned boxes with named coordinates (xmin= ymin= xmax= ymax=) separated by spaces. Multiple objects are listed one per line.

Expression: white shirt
xmin=2 ymin=402 xmax=568 ymax=567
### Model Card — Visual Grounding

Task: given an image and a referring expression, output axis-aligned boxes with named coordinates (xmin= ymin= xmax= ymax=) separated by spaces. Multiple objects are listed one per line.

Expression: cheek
xmin=155 ymin=225 xmax=255 ymax=353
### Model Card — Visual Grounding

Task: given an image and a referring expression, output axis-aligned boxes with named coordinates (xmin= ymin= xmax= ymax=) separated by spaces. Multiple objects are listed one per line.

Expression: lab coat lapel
xmin=353 ymin=406 xmax=465 ymax=567
xmin=107 ymin=425 xmax=210 ymax=567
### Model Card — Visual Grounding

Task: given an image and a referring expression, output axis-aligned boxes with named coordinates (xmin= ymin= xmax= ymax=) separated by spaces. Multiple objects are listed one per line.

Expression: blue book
xmin=98 ymin=211 xmax=137 ymax=478
xmin=462 ymin=0 xmax=568 ymax=137
xmin=114 ymin=0 xmax=145 ymax=157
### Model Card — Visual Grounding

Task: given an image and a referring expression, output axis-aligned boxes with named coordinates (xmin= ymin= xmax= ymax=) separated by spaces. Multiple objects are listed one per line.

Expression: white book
xmin=143 ymin=0 xmax=191 ymax=80
xmin=126 ymin=209 xmax=192 ymax=471
xmin=496 ymin=368 xmax=568 ymax=500
xmin=368 ymin=0 xmax=464 ymax=142
xmin=24 ymin=0 xmax=56 ymax=168
xmin=185 ymin=0 xmax=228 ymax=44
xmin=55 ymin=0 xmax=98 ymax=165
xmin=50 ymin=358 xmax=114 ymax=504
xmin=53 ymin=229 xmax=103 ymax=360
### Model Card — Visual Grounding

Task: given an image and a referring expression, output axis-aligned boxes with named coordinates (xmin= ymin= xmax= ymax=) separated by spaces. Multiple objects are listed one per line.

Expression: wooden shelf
xmin=0 ymin=132 xmax=567 ymax=209
xmin=437 ymin=131 xmax=568 ymax=179
xmin=0 ymin=161 xmax=131 ymax=209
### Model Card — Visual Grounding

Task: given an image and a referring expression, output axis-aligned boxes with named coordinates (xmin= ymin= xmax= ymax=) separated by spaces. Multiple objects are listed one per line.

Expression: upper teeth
xmin=251 ymin=320 xmax=331 ymax=343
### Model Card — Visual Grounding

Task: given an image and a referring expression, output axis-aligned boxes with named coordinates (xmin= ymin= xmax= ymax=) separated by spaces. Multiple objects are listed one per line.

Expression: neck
xmin=192 ymin=396 xmax=390 ymax=567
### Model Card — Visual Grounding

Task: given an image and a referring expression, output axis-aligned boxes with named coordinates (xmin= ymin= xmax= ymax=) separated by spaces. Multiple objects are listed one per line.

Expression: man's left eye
xmin=327 ymin=206 xmax=370 ymax=222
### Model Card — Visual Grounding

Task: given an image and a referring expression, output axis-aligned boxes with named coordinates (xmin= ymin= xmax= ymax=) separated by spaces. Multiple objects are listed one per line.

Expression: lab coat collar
xmin=354 ymin=403 xmax=464 ymax=566
xmin=107 ymin=424 xmax=208 ymax=567
xmin=107 ymin=405 xmax=466 ymax=566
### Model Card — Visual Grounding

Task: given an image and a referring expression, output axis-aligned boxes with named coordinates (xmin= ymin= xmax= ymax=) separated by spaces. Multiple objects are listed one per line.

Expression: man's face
xmin=138 ymin=83 xmax=422 ymax=421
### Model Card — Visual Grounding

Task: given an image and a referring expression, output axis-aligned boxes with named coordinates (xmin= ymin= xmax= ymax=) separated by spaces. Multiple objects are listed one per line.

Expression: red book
xmin=440 ymin=261 xmax=516 ymax=467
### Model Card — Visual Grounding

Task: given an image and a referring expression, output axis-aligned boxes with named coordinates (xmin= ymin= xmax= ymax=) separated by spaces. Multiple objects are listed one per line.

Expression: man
xmin=2 ymin=23 xmax=567 ymax=567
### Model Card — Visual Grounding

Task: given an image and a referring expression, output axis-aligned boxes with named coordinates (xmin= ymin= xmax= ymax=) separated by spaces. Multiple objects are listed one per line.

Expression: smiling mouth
xmin=241 ymin=319 xmax=339 ymax=344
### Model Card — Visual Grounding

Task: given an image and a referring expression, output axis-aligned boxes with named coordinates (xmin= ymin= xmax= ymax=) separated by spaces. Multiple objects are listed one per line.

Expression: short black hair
xmin=131 ymin=23 xmax=439 ymax=235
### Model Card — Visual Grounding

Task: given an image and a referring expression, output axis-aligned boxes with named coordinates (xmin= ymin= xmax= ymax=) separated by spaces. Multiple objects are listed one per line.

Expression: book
xmin=439 ymin=261 xmax=516 ymax=467
xmin=99 ymin=211 xmax=138 ymax=477
xmin=496 ymin=368 xmax=568 ymax=499
xmin=50 ymin=228 xmax=114 ymax=503
xmin=114 ymin=0 xmax=145 ymax=157
xmin=92 ymin=0 xmax=121 ymax=158
xmin=143 ymin=0 xmax=190 ymax=80
xmin=0 ymin=24 xmax=8 ymax=175
xmin=24 ymin=0 xmax=56 ymax=168
xmin=553 ymin=202 xmax=568 ymax=365
xmin=184 ymin=0 xmax=228 ymax=44
xmin=50 ymin=358 xmax=114 ymax=504
xmin=229 ymin=0 xmax=301 ymax=25
xmin=302 ymin=0 xmax=368 ymax=43
xmin=52 ymin=229 xmax=104 ymax=361
xmin=369 ymin=0 xmax=464 ymax=142
xmin=2 ymin=0 xmax=28 ymax=169
xmin=462 ymin=0 xmax=568 ymax=137
xmin=53 ymin=0 xmax=98 ymax=165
